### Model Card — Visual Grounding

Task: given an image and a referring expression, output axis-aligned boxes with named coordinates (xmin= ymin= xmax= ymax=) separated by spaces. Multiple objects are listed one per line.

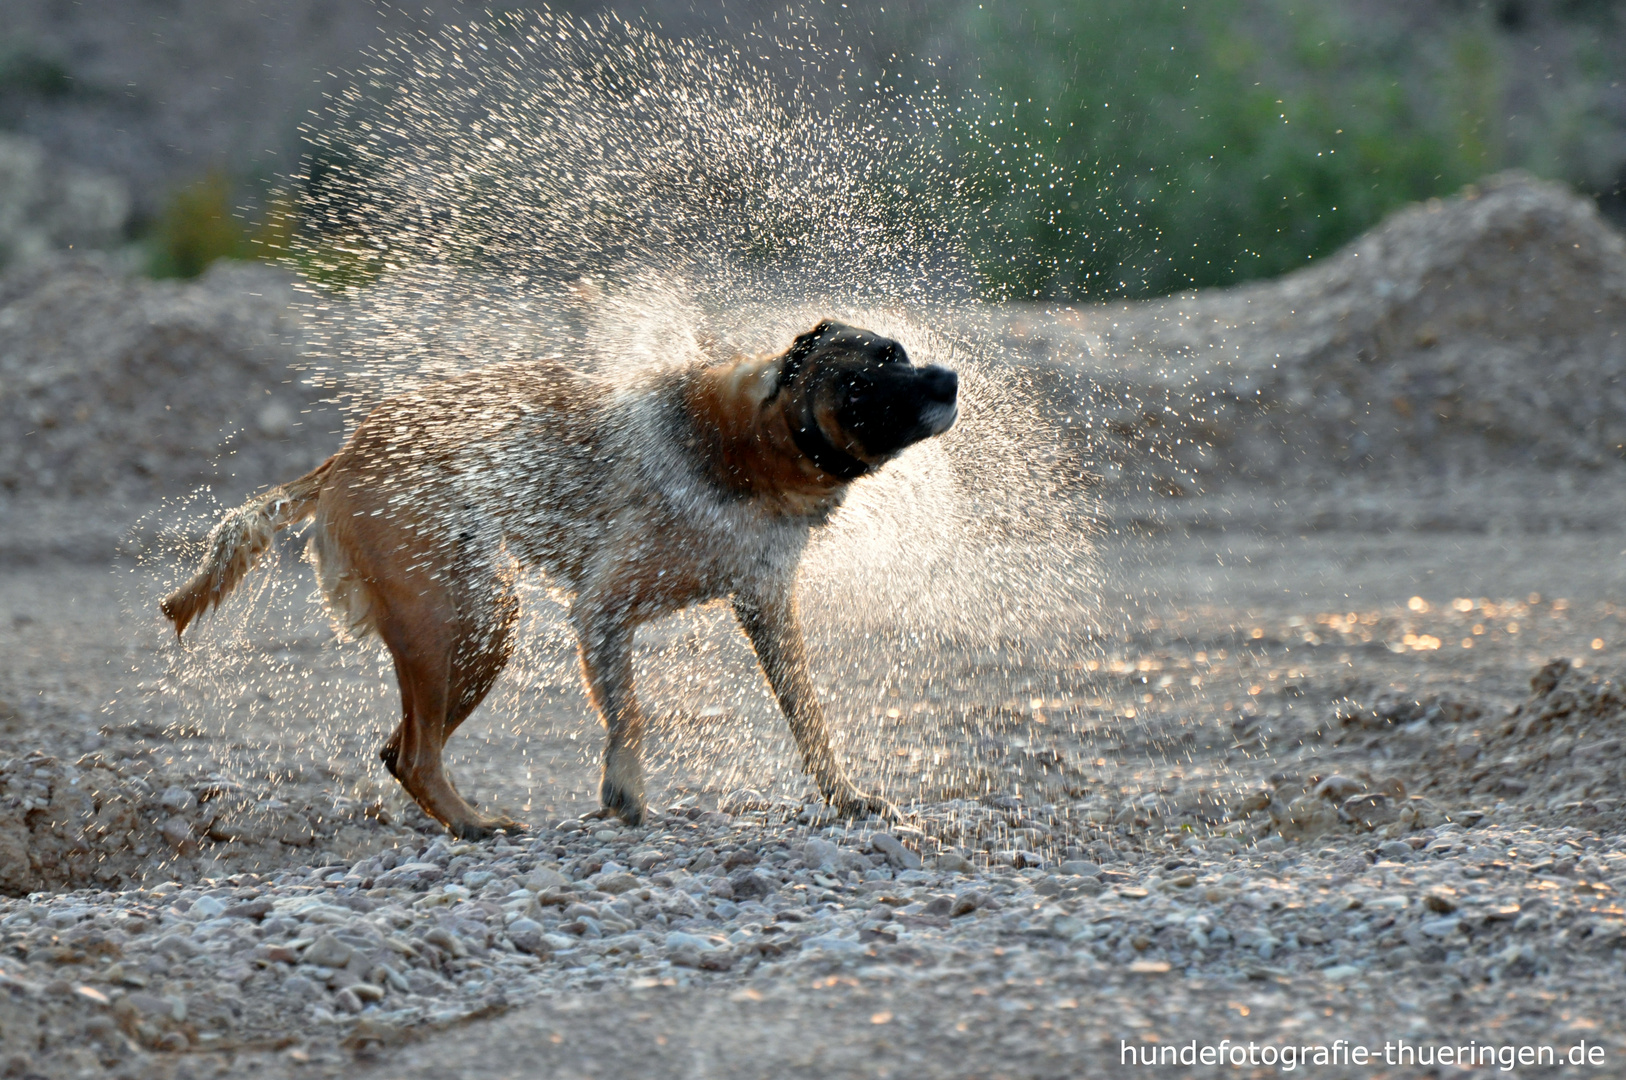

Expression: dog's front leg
xmin=732 ymin=589 xmax=897 ymax=821
xmin=573 ymin=603 xmax=649 ymax=826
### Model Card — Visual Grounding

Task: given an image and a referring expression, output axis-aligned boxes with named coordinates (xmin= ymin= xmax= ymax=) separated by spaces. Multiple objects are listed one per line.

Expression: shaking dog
xmin=161 ymin=320 xmax=959 ymax=837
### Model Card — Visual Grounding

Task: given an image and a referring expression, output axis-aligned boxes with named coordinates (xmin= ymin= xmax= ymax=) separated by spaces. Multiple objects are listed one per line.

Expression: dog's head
xmin=773 ymin=320 xmax=958 ymax=480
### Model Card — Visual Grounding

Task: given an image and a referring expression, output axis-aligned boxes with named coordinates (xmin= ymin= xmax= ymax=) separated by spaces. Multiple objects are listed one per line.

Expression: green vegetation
xmin=904 ymin=0 xmax=1623 ymax=298
xmin=144 ymin=168 xmax=378 ymax=288
xmin=134 ymin=3 xmax=1625 ymax=299
xmin=146 ymin=172 xmax=251 ymax=279
xmin=0 ymin=48 xmax=74 ymax=98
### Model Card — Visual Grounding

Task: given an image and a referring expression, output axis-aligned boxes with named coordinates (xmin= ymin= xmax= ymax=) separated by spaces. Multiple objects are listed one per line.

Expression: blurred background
xmin=3 ymin=0 xmax=1623 ymax=296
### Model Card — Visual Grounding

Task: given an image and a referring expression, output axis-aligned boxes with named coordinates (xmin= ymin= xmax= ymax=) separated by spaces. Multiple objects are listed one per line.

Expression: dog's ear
xmin=791 ymin=319 xmax=835 ymax=354
xmin=772 ymin=320 xmax=836 ymax=397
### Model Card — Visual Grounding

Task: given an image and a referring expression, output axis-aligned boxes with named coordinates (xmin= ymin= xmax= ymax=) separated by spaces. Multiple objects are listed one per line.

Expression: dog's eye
xmin=840 ymin=372 xmax=871 ymax=400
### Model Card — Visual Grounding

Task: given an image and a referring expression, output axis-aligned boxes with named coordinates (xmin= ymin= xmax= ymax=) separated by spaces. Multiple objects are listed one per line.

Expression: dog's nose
xmin=920 ymin=365 xmax=958 ymax=403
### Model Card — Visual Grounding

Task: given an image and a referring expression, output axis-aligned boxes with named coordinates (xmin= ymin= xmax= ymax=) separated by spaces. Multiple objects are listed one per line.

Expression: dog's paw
xmin=597 ymin=780 xmax=646 ymax=827
xmin=825 ymin=783 xmax=899 ymax=822
xmin=448 ymin=814 xmax=527 ymax=841
xmin=586 ymin=803 xmax=645 ymax=827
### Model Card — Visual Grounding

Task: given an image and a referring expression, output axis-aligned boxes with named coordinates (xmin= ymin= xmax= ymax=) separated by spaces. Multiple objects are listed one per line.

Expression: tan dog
xmin=161 ymin=320 xmax=958 ymax=838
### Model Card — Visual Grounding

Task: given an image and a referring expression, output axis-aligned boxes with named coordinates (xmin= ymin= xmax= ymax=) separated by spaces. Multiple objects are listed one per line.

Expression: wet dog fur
xmin=161 ymin=320 xmax=959 ymax=838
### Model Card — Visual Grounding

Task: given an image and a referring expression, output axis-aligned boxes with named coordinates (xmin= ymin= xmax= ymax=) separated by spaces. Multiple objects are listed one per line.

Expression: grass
xmin=144 ymin=166 xmax=379 ymax=289
xmin=924 ymin=0 xmax=1513 ymax=299
xmin=145 ymin=172 xmax=251 ymax=279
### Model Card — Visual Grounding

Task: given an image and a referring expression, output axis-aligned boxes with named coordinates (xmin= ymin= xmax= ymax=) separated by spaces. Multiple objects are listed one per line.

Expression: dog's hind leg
xmin=572 ymin=603 xmax=649 ymax=826
xmin=375 ymin=570 xmax=523 ymax=840
xmin=732 ymin=588 xmax=898 ymax=822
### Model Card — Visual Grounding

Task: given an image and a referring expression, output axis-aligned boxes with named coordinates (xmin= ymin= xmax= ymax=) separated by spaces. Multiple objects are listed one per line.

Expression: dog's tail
xmin=160 ymin=457 xmax=336 ymax=637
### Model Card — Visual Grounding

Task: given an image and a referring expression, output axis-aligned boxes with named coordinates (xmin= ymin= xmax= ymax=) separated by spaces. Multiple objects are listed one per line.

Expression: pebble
xmin=302 ymin=934 xmax=353 ymax=968
xmin=158 ymin=787 xmax=197 ymax=814
xmin=665 ymin=931 xmax=718 ymax=952
xmin=869 ymin=833 xmax=923 ymax=871
xmin=508 ymin=919 xmax=548 ymax=956
xmin=1420 ymin=917 xmax=1462 ymax=937
xmin=189 ymin=895 xmax=226 ymax=920
xmin=803 ymin=934 xmax=865 ymax=955
xmin=803 ymin=838 xmax=841 ymax=870
xmin=525 ymin=868 xmax=570 ymax=891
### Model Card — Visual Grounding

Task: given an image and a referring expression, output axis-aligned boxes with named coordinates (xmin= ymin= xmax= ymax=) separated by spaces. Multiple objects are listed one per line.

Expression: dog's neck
xmin=683 ymin=354 xmax=854 ymax=516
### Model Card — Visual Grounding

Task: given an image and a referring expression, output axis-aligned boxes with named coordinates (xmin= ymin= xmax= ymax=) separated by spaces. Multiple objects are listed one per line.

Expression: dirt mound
xmin=1427 ymin=659 xmax=1626 ymax=815
xmin=1019 ymin=172 xmax=1626 ymax=489
xmin=1218 ymin=657 xmax=1626 ymax=837
xmin=0 ymin=255 xmax=339 ymax=502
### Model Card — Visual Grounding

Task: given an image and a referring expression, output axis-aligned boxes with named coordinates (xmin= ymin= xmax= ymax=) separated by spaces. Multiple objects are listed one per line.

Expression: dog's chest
xmin=601 ymin=469 xmax=808 ymax=604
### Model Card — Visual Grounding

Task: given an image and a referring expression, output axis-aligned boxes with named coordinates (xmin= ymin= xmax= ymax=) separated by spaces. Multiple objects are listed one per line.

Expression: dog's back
xmin=308 ymin=358 xmax=617 ymax=621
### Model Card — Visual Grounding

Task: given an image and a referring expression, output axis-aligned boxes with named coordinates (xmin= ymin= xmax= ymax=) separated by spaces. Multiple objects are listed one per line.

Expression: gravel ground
xmin=5 ymin=523 xmax=1626 ymax=1079
xmin=3 ymin=761 xmax=1623 ymax=1078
